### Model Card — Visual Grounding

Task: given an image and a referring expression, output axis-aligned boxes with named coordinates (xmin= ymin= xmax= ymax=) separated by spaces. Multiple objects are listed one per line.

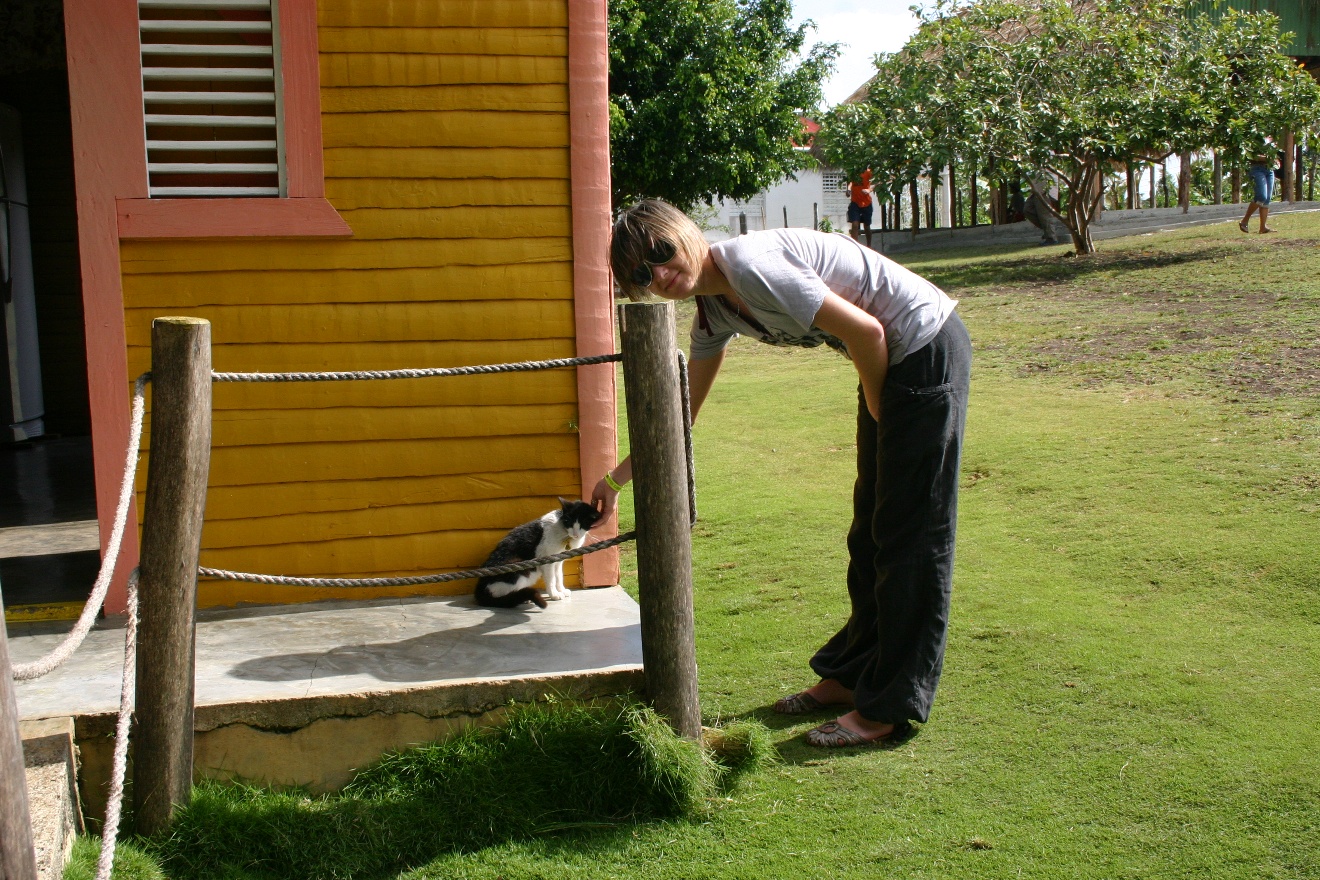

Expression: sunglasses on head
xmin=629 ymin=239 xmax=678 ymax=288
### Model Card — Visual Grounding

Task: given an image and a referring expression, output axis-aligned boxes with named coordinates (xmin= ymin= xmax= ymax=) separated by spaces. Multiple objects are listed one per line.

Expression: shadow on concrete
xmin=227 ymin=617 xmax=642 ymax=685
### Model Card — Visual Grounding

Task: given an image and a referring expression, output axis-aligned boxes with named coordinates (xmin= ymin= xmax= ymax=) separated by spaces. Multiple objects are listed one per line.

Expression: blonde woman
xmin=594 ymin=199 xmax=971 ymax=748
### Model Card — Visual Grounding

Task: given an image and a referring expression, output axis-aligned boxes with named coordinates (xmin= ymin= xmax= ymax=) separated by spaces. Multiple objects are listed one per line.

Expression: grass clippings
xmin=77 ymin=701 xmax=771 ymax=880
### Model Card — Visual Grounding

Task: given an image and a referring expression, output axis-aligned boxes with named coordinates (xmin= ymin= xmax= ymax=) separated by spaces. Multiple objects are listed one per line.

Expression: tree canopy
xmin=608 ymin=0 xmax=838 ymax=209
xmin=817 ymin=0 xmax=1320 ymax=254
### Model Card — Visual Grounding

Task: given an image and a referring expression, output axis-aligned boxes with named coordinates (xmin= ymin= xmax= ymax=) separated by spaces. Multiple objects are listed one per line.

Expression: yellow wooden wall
xmin=120 ymin=0 xmax=586 ymax=606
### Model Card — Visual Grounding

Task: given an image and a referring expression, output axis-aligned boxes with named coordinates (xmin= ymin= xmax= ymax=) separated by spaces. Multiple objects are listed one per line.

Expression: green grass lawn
xmin=426 ymin=215 xmax=1317 ymax=879
xmin=75 ymin=214 xmax=1319 ymax=879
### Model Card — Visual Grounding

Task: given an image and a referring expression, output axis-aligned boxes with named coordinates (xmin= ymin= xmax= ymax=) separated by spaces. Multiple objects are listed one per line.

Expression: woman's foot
xmin=806 ymin=710 xmax=908 ymax=748
xmin=773 ymin=678 xmax=854 ymax=715
xmin=1260 ymin=226 xmax=1276 ymax=233
xmin=1238 ymin=219 xmax=1250 ymax=233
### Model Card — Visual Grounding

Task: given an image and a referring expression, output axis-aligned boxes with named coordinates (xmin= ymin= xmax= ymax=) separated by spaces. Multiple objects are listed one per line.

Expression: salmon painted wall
xmin=112 ymin=0 xmax=615 ymax=606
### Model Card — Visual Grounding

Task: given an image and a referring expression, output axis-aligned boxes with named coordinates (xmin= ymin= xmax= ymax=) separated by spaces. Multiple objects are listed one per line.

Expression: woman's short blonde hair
xmin=610 ymin=199 xmax=709 ymax=301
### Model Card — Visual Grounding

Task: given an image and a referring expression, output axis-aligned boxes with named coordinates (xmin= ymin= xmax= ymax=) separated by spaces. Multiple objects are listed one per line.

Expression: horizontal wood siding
xmin=119 ymin=0 xmax=583 ymax=606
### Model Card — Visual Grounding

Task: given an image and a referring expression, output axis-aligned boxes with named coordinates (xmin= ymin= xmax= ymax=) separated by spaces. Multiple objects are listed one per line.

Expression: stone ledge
xmin=21 ymin=717 xmax=82 ymax=880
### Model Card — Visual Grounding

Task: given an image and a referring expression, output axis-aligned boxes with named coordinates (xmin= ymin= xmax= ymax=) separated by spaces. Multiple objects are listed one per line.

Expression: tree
xmin=1197 ymin=6 xmax=1319 ymax=168
xmin=608 ymin=0 xmax=838 ymax=209
xmin=818 ymin=0 xmax=1320 ymax=255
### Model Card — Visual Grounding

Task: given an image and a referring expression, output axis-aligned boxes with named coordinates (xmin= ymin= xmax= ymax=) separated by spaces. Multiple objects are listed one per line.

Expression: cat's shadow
xmin=226 ymin=605 xmax=640 ymax=685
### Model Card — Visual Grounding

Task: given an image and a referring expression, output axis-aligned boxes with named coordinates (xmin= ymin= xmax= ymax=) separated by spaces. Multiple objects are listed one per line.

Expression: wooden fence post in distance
xmin=618 ymin=301 xmax=701 ymax=740
xmin=134 ymin=317 xmax=212 ymax=837
xmin=1 ymin=591 xmax=39 ymax=880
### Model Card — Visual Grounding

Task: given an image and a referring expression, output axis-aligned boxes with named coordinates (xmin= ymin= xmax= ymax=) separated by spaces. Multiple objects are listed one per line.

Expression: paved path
xmin=868 ymin=201 xmax=1320 ymax=254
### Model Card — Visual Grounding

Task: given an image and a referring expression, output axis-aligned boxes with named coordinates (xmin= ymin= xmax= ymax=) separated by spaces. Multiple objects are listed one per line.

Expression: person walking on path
xmin=594 ymin=199 xmax=971 ymax=748
xmin=1240 ymin=139 xmax=1278 ymax=233
xmin=847 ymin=168 xmax=875 ymax=247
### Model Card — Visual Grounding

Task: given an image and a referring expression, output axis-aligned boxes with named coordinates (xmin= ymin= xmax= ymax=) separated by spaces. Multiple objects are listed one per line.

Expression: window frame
xmin=116 ymin=0 xmax=350 ymax=239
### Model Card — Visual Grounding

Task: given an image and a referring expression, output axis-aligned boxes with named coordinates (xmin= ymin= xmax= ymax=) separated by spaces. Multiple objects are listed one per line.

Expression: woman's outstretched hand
xmin=591 ymin=476 xmax=619 ymax=517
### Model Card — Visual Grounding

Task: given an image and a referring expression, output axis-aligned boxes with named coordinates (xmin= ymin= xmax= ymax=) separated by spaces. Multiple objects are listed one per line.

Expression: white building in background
xmin=711 ymin=165 xmax=851 ymax=240
xmin=705 ymin=118 xmax=852 ymax=241
xmin=702 ymin=118 xmax=961 ymax=242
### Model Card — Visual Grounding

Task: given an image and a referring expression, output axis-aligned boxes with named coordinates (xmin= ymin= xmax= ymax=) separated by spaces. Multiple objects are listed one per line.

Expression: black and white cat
xmin=474 ymin=498 xmax=604 ymax=609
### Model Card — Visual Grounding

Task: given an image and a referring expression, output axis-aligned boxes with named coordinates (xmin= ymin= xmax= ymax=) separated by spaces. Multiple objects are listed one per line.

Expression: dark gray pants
xmin=810 ymin=312 xmax=971 ymax=724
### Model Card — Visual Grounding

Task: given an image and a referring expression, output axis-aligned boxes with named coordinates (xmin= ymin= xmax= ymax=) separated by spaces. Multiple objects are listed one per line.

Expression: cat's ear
xmin=557 ymin=496 xmax=573 ymax=511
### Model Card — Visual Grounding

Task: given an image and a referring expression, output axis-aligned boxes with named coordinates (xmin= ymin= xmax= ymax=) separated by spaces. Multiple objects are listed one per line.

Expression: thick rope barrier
xmin=12 ymin=374 xmax=149 ymax=681
xmin=199 ymin=348 xmax=696 ymax=588
xmin=4 ymin=349 xmax=670 ymax=880
xmin=199 ymin=531 xmax=637 ymax=587
xmin=211 ymin=353 xmax=622 ymax=383
xmin=677 ymin=351 xmax=698 ymax=526
xmin=94 ymin=568 xmax=138 ymax=880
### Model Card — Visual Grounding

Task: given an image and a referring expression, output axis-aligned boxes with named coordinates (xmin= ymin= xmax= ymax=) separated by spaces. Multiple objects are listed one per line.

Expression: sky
xmin=790 ymin=0 xmax=924 ymax=107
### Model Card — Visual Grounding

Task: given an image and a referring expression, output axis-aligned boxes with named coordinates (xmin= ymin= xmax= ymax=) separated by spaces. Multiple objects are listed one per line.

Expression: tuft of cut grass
xmin=137 ymin=700 xmax=767 ymax=880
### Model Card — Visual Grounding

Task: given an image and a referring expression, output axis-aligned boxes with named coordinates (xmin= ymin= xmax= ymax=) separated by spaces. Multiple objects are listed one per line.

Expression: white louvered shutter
xmin=138 ymin=0 xmax=284 ymax=198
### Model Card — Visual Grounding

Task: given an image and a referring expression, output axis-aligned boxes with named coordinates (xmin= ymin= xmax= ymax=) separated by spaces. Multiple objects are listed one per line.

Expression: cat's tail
xmin=475 ymin=585 xmax=548 ymax=609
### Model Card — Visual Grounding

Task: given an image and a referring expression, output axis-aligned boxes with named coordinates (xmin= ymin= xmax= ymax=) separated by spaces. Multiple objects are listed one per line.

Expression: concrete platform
xmin=9 ymin=587 xmax=644 ymax=817
xmin=20 ymin=717 xmax=81 ymax=880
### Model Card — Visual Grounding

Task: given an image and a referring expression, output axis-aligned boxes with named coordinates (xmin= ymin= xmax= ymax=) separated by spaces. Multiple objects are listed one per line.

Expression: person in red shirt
xmin=847 ymin=168 xmax=875 ymax=247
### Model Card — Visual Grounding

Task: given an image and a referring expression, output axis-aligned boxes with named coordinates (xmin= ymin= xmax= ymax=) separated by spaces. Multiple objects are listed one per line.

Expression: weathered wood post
xmin=1 ymin=589 xmax=39 ymax=880
xmin=1178 ymin=150 xmax=1191 ymax=213
xmin=134 ymin=317 xmax=212 ymax=836
xmin=618 ymin=302 xmax=700 ymax=740
xmin=1282 ymin=130 xmax=1295 ymax=203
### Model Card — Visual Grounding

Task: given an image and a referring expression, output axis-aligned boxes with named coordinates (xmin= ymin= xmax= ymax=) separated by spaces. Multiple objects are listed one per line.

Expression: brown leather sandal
xmin=773 ymin=691 xmax=835 ymax=715
xmin=805 ymin=720 xmax=912 ymax=748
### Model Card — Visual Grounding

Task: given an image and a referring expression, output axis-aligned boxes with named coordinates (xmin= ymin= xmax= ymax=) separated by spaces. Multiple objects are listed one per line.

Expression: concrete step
xmin=9 ymin=587 xmax=644 ymax=823
xmin=21 ymin=717 xmax=82 ymax=880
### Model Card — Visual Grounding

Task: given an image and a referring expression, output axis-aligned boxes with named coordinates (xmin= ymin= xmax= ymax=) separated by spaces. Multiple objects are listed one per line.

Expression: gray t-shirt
xmin=693 ymin=229 xmax=957 ymax=364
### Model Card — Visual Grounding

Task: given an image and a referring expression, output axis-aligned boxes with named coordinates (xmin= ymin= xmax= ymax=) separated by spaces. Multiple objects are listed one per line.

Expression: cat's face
xmin=558 ymin=498 xmax=604 ymax=539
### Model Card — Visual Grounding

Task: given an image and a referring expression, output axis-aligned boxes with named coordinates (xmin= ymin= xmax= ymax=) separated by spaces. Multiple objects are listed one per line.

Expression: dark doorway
xmin=1 ymin=0 xmax=98 ymax=620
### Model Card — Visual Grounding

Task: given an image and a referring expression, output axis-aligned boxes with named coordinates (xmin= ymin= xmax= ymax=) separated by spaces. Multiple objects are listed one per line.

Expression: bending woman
xmin=593 ymin=199 xmax=971 ymax=748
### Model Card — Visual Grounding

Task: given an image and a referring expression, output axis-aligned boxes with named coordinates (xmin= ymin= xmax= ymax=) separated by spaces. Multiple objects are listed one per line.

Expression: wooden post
xmin=1178 ymin=150 xmax=1191 ymax=213
xmin=134 ymin=317 xmax=212 ymax=836
xmin=969 ymin=169 xmax=978 ymax=225
xmin=1213 ymin=151 xmax=1222 ymax=205
xmin=617 ymin=302 xmax=700 ymax=740
xmin=1282 ymin=130 xmax=1295 ymax=202
xmin=949 ymin=161 xmax=959 ymax=227
xmin=1 ymin=590 xmax=39 ymax=880
xmin=1295 ymin=138 xmax=1304 ymax=201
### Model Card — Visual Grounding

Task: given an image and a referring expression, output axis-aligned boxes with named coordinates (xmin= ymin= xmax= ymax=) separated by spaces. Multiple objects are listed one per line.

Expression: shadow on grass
xmin=727 ymin=704 xmax=921 ymax=766
xmin=917 ymin=244 xmax=1235 ymax=291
